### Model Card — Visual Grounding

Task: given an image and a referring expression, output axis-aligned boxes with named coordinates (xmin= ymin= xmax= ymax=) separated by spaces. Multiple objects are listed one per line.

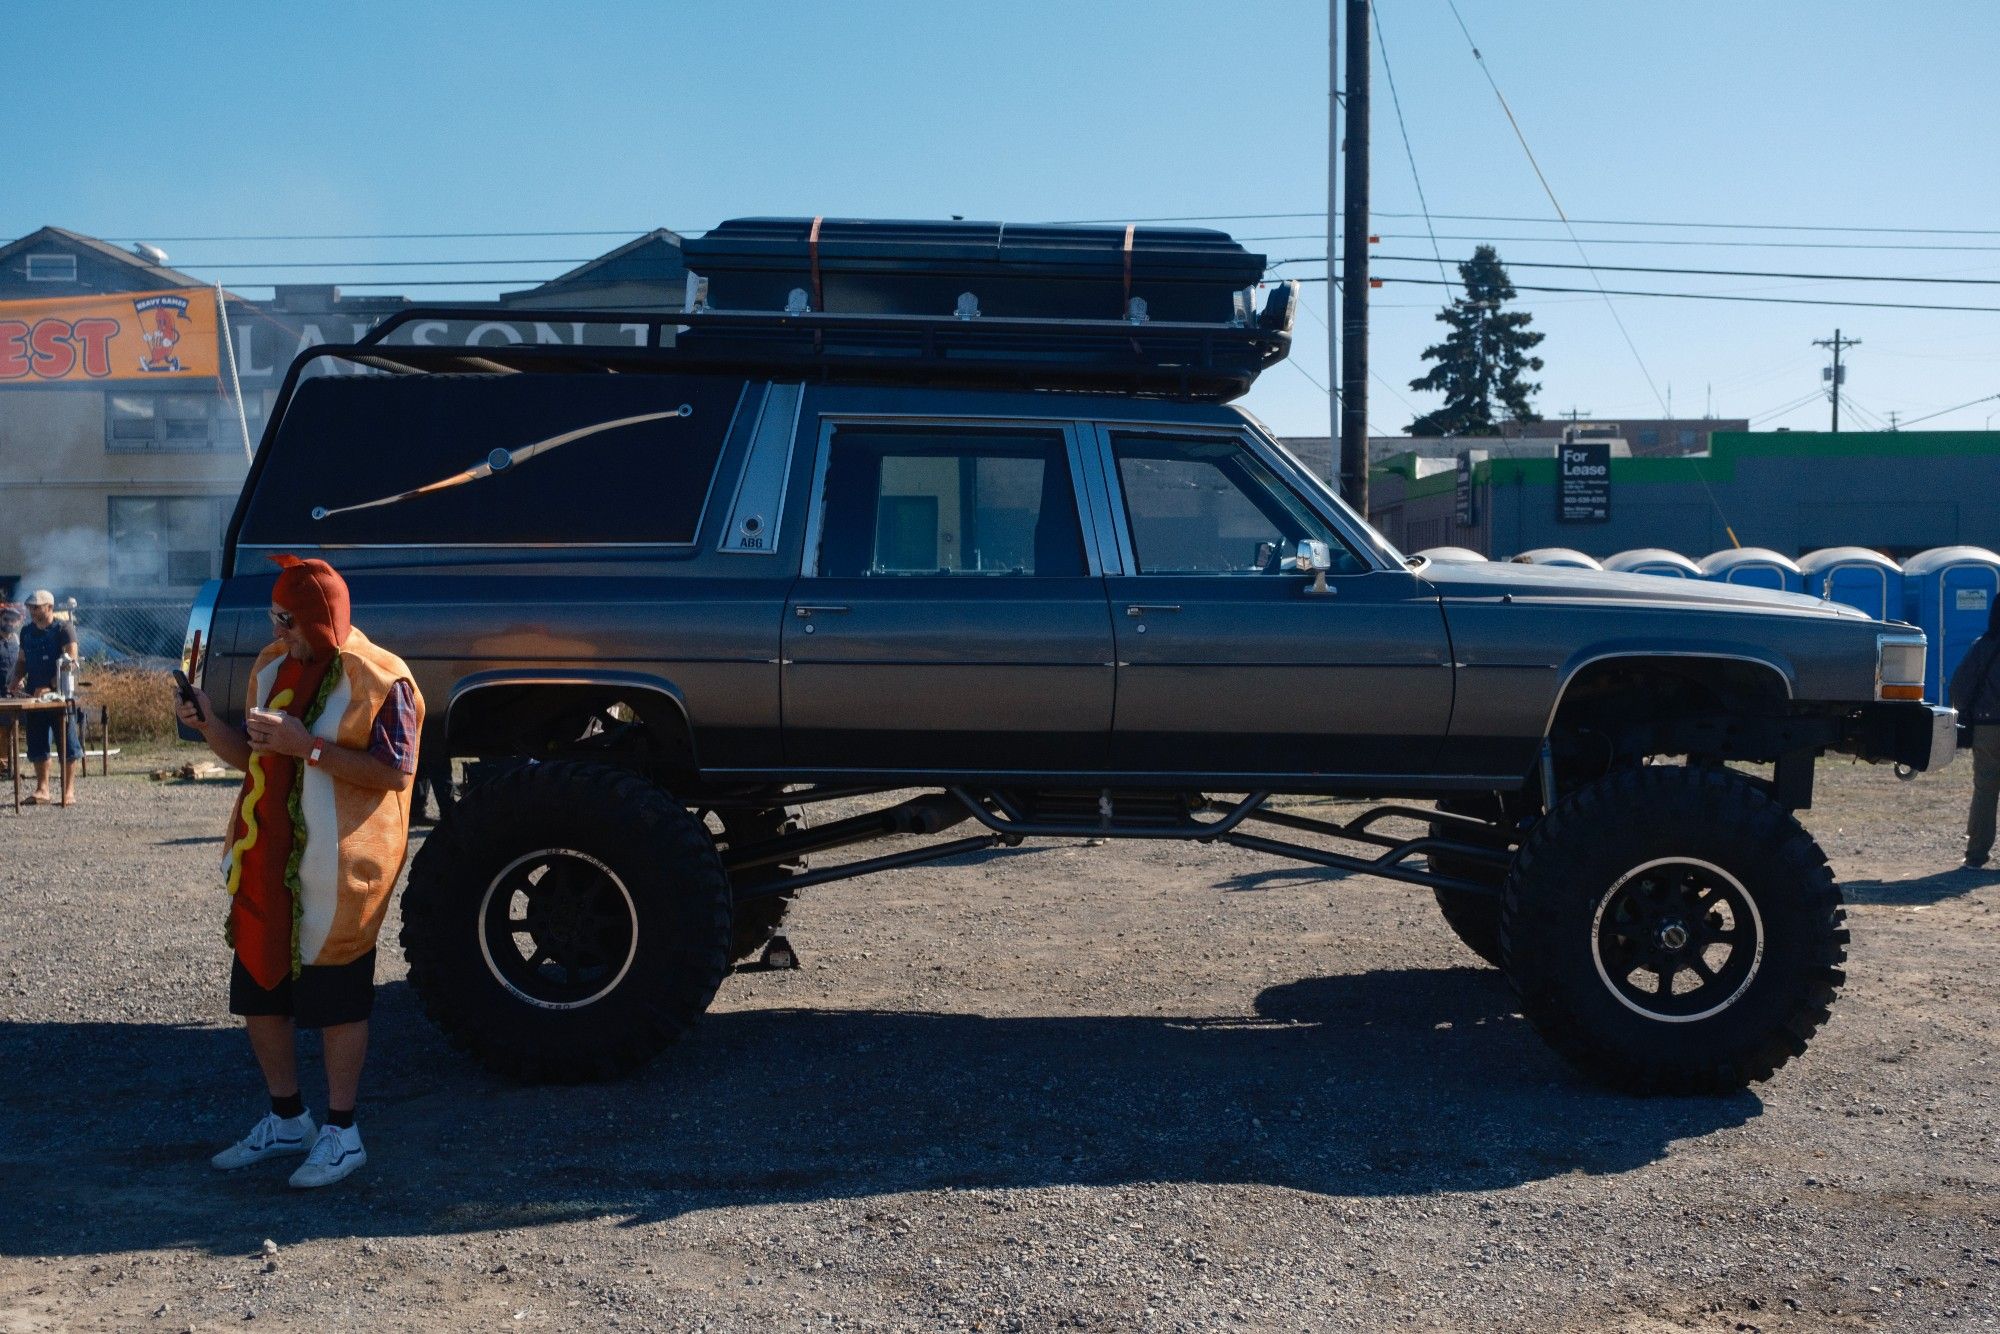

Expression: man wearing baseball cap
xmin=177 ymin=555 xmax=425 ymax=1188
xmin=7 ymin=590 xmax=82 ymax=804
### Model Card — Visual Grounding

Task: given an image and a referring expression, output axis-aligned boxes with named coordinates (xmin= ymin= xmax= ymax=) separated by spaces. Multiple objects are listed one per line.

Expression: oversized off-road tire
xmin=400 ymin=761 xmax=732 ymax=1082
xmin=714 ymin=806 xmax=807 ymax=962
xmin=1428 ymin=794 xmax=1513 ymax=967
xmin=1501 ymin=764 xmax=1847 ymax=1094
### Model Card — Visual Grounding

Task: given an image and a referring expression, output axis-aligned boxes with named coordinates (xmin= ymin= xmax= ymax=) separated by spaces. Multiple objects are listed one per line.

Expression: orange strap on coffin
xmin=1121 ymin=224 xmax=1136 ymax=314
xmin=808 ymin=215 xmax=825 ymax=313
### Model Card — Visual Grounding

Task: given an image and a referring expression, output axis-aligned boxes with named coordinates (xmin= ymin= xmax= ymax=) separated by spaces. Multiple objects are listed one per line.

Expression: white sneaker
xmin=288 ymin=1123 xmax=366 ymax=1189
xmin=211 ymin=1111 xmax=316 ymax=1171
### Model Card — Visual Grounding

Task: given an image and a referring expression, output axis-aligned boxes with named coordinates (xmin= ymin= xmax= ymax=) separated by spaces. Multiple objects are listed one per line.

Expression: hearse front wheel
xmin=1501 ymin=764 xmax=1847 ymax=1094
xmin=401 ymin=761 xmax=732 ymax=1082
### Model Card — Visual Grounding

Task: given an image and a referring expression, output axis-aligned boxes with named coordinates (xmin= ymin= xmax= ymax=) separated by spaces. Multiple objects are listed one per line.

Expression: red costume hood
xmin=268 ymin=554 xmax=350 ymax=658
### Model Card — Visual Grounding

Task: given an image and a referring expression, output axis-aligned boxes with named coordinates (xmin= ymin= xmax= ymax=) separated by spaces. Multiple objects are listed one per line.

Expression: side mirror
xmin=1282 ymin=539 xmax=1334 ymax=595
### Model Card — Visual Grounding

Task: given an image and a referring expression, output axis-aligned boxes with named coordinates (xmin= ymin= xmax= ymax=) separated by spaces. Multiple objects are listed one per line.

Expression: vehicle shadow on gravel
xmin=0 ymin=967 xmax=1757 ymax=1259
xmin=1843 ymin=865 xmax=1999 ymax=904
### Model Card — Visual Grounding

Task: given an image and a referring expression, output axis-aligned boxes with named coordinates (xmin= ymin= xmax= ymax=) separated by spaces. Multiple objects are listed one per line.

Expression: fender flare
xmin=1542 ymin=647 xmax=1796 ymax=738
xmin=443 ymin=669 xmax=697 ymax=766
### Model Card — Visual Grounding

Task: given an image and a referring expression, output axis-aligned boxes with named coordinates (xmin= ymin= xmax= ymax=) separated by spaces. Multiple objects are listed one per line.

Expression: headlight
xmin=1877 ymin=635 xmax=1926 ymax=701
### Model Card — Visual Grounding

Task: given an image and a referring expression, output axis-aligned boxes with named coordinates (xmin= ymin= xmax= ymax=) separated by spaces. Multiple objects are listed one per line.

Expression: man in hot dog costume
xmin=177 ymin=555 xmax=423 ymax=1188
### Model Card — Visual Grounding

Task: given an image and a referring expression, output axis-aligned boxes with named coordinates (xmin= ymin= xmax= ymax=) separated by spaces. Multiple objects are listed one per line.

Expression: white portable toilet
xmin=1798 ymin=547 xmax=1902 ymax=621
xmin=1697 ymin=547 xmax=1804 ymax=594
xmin=1604 ymin=548 xmax=1701 ymax=579
xmin=1415 ymin=546 xmax=1487 ymax=564
xmin=1510 ymin=548 xmax=1603 ymax=570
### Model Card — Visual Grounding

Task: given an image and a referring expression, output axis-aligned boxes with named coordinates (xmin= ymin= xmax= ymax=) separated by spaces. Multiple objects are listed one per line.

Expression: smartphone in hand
xmin=172 ymin=669 xmax=205 ymax=722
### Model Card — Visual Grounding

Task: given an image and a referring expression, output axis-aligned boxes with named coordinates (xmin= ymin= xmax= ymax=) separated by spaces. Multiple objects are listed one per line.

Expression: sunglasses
xmin=268 ymin=608 xmax=296 ymax=630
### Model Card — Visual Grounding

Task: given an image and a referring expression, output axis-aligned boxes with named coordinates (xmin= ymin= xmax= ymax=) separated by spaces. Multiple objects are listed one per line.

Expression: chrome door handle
xmin=1125 ymin=604 xmax=1182 ymax=616
xmin=794 ymin=604 xmax=851 ymax=617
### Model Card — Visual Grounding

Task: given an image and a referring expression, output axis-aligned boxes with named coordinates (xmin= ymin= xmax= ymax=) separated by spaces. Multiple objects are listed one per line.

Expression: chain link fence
xmin=67 ymin=596 xmax=189 ymax=667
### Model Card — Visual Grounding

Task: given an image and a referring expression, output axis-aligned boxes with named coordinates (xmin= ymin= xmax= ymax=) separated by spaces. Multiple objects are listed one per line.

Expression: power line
xmin=160 ymin=248 xmax=2000 ymax=289
xmin=1373 ymin=210 xmax=2000 ymax=238
xmin=155 ymin=257 xmax=602 ymax=270
xmin=84 ymin=211 xmax=2000 ymax=246
xmin=106 ymin=228 xmax=667 ymax=243
xmin=1292 ymin=286 xmax=1426 ymax=423
xmin=1441 ymin=0 xmax=1668 ymax=416
xmin=1369 ymin=0 xmax=1449 ymax=287
xmin=1747 ymin=389 xmax=1829 ymax=425
xmin=1294 ymin=270 xmax=2000 ymax=313
xmin=1897 ymin=390 xmax=2000 ymax=427
xmin=1361 ymin=231 xmax=2000 ymax=254
xmin=1359 ymin=253 xmax=2000 ymax=287
xmin=217 ymin=277 xmax=587 ymax=288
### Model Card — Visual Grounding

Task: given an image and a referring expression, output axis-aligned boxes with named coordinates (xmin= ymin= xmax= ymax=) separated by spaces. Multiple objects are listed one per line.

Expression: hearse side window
xmin=1110 ymin=434 xmax=1366 ymax=576
xmin=237 ymin=373 xmax=743 ymax=547
xmin=813 ymin=427 xmax=1086 ymax=578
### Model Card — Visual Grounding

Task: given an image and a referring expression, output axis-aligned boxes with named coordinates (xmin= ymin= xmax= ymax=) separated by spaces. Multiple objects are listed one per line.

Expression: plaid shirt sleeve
xmin=367 ymin=680 xmax=421 ymax=775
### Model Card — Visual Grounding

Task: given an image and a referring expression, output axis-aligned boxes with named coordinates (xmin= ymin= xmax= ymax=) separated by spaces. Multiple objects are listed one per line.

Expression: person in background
xmin=176 ymin=555 xmax=425 ymax=1189
xmin=0 ymin=602 xmax=20 ymax=779
xmin=1952 ymin=597 xmax=2000 ymax=869
xmin=8 ymin=590 xmax=82 ymax=805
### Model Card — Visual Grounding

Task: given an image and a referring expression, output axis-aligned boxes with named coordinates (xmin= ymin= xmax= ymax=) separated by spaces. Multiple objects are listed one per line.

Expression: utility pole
xmin=1327 ymin=1 xmax=1338 ymax=466
xmin=1813 ymin=329 xmax=1859 ymax=433
xmin=1560 ymin=407 xmax=1592 ymax=424
xmin=1338 ymin=0 xmax=1370 ymax=516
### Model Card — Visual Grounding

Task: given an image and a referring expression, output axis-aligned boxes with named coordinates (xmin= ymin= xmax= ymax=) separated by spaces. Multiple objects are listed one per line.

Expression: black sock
xmin=326 ymin=1106 xmax=355 ymax=1129
xmin=270 ymin=1091 xmax=305 ymax=1120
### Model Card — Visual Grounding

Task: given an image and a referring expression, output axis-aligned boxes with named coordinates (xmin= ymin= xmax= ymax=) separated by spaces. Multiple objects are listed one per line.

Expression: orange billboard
xmin=0 ymin=286 xmax=221 ymax=383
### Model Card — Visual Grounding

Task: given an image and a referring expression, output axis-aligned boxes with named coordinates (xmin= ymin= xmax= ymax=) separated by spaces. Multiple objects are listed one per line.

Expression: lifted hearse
xmin=184 ymin=218 xmax=1958 ymax=1094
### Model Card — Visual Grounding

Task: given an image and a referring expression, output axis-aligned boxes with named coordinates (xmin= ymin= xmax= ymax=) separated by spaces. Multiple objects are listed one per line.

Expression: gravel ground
xmin=1 ymin=750 xmax=1997 ymax=1332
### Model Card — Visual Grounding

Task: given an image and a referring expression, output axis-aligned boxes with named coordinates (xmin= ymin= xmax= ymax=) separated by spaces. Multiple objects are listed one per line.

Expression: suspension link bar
xmin=731 ymin=834 xmax=1008 ymax=902
xmin=1219 ymin=831 xmax=1504 ymax=898
xmin=951 ymin=787 xmax=1271 ymax=839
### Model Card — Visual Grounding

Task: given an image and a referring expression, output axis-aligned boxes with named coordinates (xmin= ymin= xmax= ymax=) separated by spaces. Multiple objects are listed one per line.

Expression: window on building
xmin=25 ymin=253 xmax=77 ymax=282
xmin=1678 ymin=427 xmax=1699 ymax=449
xmin=105 ymin=392 xmax=258 ymax=451
xmin=1638 ymin=428 xmax=1660 ymax=450
xmin=108 ymin=496 xmax=233 ymax=589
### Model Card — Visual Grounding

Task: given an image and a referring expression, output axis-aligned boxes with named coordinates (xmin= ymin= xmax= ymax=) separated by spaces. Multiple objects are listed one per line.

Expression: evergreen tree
xmin=1406 ymin=246 xmax=1545 ymax=436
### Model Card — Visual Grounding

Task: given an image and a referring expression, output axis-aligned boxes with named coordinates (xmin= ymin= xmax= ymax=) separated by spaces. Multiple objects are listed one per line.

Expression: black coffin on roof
xmin=685 ymin=217 xmax=1267 ymax=323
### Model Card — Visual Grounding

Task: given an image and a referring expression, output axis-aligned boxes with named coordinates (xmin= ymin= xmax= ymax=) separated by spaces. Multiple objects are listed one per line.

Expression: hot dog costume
xmin=223 ymin=556 xmax=425 ymax=987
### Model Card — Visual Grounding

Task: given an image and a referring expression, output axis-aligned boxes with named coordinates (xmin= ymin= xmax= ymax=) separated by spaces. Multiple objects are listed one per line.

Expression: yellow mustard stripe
xmin=224 ymin=686 xmax=296 ymax=897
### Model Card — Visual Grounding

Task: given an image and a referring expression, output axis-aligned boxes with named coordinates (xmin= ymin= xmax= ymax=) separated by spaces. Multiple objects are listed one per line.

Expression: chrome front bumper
xmin=1920 ymin=704 xmax=1961 ymax=772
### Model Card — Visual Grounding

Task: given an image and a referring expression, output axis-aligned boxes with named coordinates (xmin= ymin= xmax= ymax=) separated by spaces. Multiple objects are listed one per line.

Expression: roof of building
xmin=500 ymin=228 xmax=684 ymax=301
xmin=1372 ymin=429 xmax=2000 ymax=500
xmin=0 ymin=225 xmax=210 ymax=292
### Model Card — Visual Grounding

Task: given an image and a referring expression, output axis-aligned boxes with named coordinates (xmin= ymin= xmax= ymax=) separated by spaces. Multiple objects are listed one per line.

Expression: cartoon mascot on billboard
xmin=134 ymin=293 xmax=192 ymax=373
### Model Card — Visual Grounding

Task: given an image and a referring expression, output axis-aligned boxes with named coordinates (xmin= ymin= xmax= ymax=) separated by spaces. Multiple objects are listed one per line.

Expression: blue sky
xmin=9 ymin=0 xmax=2000 ymax=436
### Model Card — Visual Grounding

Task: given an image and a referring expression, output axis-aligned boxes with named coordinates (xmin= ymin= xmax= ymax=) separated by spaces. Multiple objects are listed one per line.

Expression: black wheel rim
xmin=477 ymin=848 xmax=638 ymax=1010
xmin=1590 ymin=857 xmax=1764 ymax=1022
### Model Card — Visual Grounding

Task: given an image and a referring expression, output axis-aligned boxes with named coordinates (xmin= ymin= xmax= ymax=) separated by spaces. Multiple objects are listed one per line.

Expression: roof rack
xmin=328 ymin=292 xmax=1295 ymax=403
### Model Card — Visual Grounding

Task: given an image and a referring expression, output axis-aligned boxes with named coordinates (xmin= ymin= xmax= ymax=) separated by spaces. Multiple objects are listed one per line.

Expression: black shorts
xmin=229 ymin=950 xmax=376 ymax=1029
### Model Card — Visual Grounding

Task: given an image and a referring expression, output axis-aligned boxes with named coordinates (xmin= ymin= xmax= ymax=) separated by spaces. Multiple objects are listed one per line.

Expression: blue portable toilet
xmin=1604 ymin=548 xmax=1701 ymax=579
xmin=1798 ymin=547 xmax=1902 ymax=621
xmin=1511 ymin=548 xmax=1603 ymax=570
xmin=1900 ymin=545 xmax=2000 ymax=702
xmin=1697 ymin=547 xmax=1804 ymax=594
xmin=1415 ymin=546 xmax=1487 ymax=564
